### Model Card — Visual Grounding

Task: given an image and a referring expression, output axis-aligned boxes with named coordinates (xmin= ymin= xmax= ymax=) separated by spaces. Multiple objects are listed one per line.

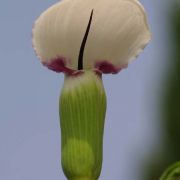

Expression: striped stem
xmin=59 ymin=70 xmax=106 ymax=180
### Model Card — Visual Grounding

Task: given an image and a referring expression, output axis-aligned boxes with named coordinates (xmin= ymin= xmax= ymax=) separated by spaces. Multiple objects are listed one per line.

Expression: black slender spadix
xmin=78 ymin=10 xmax=94 ymax=70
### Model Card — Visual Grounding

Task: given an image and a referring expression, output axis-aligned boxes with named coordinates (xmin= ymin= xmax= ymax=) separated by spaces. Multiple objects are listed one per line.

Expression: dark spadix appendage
xmin=78 ymin=10 xmax=94 ymax=70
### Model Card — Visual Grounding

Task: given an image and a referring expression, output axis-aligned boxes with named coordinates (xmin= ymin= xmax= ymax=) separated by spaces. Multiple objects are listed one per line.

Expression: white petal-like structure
xmin=32 ymin=0 xmax=151 ymax=74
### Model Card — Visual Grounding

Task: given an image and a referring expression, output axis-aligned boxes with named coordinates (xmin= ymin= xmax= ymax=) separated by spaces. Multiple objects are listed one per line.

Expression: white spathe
xmin=32 ymin=0 xmax=151 ymax=73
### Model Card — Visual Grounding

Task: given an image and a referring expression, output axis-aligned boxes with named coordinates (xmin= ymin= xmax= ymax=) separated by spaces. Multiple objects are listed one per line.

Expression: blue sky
xmin=0 ymin=0 xmax=171 ymax=179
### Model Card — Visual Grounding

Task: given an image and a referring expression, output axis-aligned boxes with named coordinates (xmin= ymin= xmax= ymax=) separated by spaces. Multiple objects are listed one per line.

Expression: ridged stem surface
xmin=59 ymin=71 xmax=106 ymax=180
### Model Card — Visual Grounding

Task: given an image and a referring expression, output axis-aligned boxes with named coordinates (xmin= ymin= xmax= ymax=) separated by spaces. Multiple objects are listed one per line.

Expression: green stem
xmin=59 ymin=70 xmax=106 ymax=180
xmin=160 ymin=162 xmax=180 ymax=180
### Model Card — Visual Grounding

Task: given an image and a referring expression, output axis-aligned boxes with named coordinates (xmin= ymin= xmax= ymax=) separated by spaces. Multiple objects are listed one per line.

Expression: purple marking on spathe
xmin=42 ymin=57 xmax=75 ymax=75
xmin=95 ymin=61 xmax=128 ymax=74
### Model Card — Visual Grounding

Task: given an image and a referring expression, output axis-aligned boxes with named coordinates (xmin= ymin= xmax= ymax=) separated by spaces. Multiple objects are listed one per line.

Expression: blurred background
xmin=0 ymin=0 xmax=179 ymax=180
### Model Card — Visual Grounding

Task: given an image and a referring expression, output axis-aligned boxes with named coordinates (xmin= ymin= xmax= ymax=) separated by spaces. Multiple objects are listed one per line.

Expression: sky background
xmin=0 ymin=0 xmax=171 ymax=179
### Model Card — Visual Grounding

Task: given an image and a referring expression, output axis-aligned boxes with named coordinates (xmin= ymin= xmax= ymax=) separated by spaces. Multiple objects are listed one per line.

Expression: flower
xmin=32 ymin=0 xmax=151 ymax=75
xmin=32 ymin=1 xmax=151 ymax=179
